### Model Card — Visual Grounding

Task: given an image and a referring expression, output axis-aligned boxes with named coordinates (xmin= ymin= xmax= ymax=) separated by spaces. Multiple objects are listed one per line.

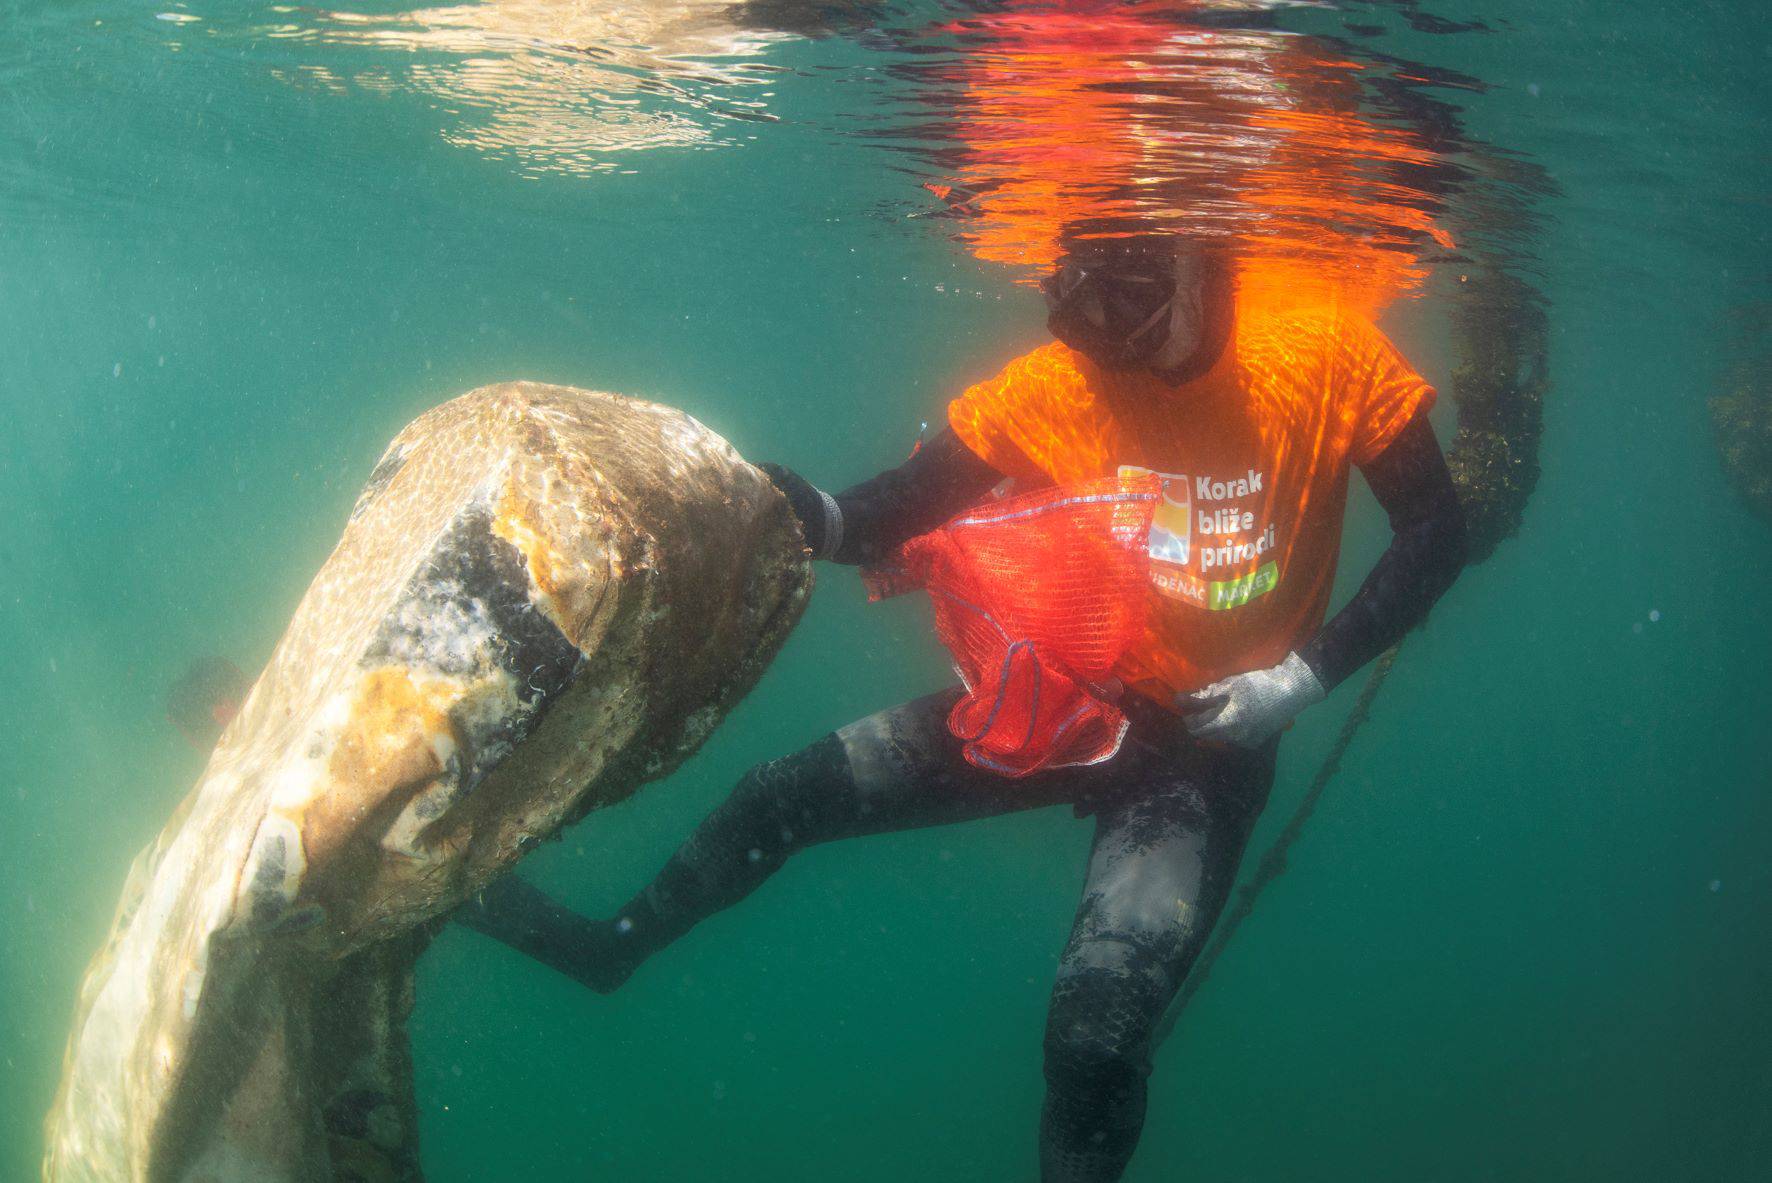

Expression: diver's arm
xmin=1298 ymin=412 xmax=1469 ymax=691
xmin=762 ymin=427 xmax=1004 ymax=567
xmin=1180 ymin=413 xmax=1465 ymax=745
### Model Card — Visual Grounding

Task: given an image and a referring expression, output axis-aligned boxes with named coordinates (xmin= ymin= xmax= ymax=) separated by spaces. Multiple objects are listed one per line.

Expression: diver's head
xmin=1042 ymin=236 xmax=1232 ymax=381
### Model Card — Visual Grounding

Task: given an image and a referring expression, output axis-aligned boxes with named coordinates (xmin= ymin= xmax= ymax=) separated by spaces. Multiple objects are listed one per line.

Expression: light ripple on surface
xmin=259 ymin=2 xmax=796 ymax=178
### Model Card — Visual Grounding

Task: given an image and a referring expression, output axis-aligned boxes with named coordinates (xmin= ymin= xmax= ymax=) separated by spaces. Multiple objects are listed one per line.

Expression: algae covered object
xmin=1709 ymin=303 xmax=1772 ymax=523
xmin=44 ymin=383 xmax=811 ymax=1182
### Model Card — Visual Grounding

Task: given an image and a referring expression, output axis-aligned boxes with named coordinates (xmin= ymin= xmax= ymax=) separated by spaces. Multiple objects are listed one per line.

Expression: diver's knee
xmin=1044 ymin=1017 xmax=1147 ymax=1095
xmin=1043 ymin=971 xmax=1161 ymax=1091
xmin=1045 ymin=1030 xmax=1145 ymax=1091
xmin=718 ymin=734 xmax=851 ymax=856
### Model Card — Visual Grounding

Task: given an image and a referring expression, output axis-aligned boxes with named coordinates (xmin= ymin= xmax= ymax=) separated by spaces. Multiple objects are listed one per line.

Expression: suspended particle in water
xmin=1709 ymin=879 xmax=1723 ymax=893
xmin=616 ymin=916 xmax=634 ymax=934
xmin=1649 ymin=609 xmax=1661 ymax=623
xmin=113 ymin=362 xmax=122 ymax=378
xmin=747 ymin=847 xmax=762 ymax=862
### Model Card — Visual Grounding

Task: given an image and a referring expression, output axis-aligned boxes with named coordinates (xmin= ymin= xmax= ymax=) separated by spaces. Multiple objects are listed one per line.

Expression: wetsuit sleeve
xmin=1298 ymin=412 xmax=1468 ymax=691
xmin=829 ymin=427 xmax=1005 ymax=566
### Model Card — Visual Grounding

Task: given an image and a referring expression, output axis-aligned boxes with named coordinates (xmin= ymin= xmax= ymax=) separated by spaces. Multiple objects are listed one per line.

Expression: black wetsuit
xmin=458 ymin=412 xmax=1465 ymax=1182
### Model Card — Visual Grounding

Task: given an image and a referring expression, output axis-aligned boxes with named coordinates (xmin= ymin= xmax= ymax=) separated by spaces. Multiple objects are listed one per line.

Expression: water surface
xmin=2 ymin=2 xmax=1767 ymax=1178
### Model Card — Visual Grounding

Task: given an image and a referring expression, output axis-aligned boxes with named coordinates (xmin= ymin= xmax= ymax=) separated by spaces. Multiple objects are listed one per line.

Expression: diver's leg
xmin=594 ymin=689 xmax=1076 ymax=992
xmin=452 ymin=874 xmax=620 ymax=992
xmin=1038 ymin=739 xmax=1276 ymax=1183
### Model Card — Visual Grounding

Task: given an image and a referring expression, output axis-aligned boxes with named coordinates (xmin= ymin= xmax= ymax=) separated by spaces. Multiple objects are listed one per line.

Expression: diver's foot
xmin=561 ymin=917 xmax=644 ymax=995
xmin=451 ymin=875 xmax=645 ymax=994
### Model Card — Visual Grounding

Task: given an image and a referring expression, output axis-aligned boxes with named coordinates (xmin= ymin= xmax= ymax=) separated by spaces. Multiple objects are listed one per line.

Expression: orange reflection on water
xmin=919 ymin=0 xmax=1455 ymax=314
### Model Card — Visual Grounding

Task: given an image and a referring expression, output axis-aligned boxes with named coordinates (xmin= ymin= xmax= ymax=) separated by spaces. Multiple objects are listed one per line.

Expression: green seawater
xmin=2 ymin=2 xmax=1768 ymax=1179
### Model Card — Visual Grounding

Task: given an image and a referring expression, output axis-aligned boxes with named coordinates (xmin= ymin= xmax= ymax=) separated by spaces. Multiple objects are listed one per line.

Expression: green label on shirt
xmin=1206 ymin=561 xmax=1279 ymax=611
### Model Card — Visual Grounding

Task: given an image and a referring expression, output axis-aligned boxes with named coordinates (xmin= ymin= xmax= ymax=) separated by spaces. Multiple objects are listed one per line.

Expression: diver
xmin=461 ymin=235 xmax=1470 ymax=1181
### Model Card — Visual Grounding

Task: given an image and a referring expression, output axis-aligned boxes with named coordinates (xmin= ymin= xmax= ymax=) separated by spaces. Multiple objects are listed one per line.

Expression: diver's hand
xmin=1178 ymin=652 xmax=1325 ymax=748
xmin=759 ymin=462 xmax=842 ymax=560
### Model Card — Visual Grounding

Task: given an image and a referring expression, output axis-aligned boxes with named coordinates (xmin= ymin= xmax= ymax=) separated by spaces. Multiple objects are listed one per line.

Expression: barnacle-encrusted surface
xmin=1709 ymin=305 xmax=1771 ymax=523
xmin=1444 ymin=267 xmax=1548 ymax=563
xmin=45 ymin=383 xmax=810 ymax=1182
xmin=1711 ymin=383 xmax=1772 ymax=521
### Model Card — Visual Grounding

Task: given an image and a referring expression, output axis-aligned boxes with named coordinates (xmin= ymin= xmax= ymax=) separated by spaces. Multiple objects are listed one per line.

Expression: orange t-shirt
xmin=948 ymin=301 xmax=1434 ymax=705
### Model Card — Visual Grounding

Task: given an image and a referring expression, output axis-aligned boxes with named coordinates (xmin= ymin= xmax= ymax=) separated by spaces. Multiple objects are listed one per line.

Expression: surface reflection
xmin=245 ymin=0 xmax=1550 ymax=316
xmin=263 ymin=1 xmax=801 ymax=176
xmin=879 ymin=0 xmax=1540 ymax=314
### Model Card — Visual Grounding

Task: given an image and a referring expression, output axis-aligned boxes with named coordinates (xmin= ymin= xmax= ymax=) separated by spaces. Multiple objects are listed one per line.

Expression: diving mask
xmin=1042 ymin=263 xmax=1177 ymax=368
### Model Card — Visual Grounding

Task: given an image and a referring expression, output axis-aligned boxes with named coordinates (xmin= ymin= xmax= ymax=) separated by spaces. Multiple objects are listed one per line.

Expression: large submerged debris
xmin=45 ymin=383 xmax=810 ymax=1182
xmin=1709 ymin=303 xmax=1772 ymax=524
xmin=1444 ymin=266 xmax=1549 ymax=562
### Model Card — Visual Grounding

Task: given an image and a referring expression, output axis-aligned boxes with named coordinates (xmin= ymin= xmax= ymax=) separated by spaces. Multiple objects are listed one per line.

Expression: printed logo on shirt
xmin=1120 ymin=464 xmax=1282 ymax=611
xmin=1119 ymin=464 xmax=1190 ymax=564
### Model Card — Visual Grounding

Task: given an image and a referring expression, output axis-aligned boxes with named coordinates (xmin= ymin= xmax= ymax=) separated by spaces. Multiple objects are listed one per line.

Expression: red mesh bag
xmin=889 ymin=475 xmax=1158 ymax=777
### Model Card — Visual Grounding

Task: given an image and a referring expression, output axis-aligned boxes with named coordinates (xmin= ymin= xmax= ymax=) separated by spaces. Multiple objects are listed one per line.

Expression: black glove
xmin=759 ymin=462 xmax=842 ymax=560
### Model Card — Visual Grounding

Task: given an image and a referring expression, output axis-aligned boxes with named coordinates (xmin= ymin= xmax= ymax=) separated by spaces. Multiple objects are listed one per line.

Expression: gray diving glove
xmin=1179 ymin=651 xmax=1326 ymax=748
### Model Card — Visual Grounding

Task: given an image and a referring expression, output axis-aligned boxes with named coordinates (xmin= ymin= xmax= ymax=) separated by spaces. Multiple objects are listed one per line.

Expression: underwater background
xmin=2 ymin=1 xmax=1767 ymax=1179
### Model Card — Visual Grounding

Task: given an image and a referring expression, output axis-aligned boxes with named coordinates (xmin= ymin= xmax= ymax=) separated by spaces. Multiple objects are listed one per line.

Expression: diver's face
xmin=1043 ymin=258 xmax=1176 ymax=369
xmin=1044 ymin=247 xmax=1219 ymax=376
